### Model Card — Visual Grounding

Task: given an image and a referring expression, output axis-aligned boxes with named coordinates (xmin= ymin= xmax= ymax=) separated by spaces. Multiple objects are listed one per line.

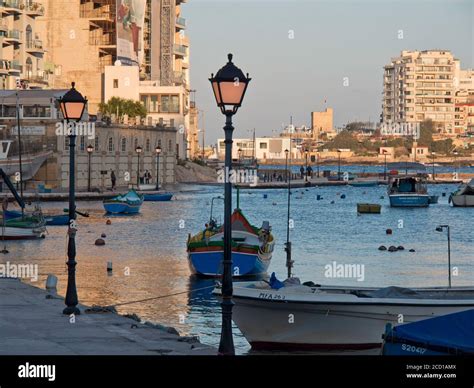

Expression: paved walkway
xmin=0 ymin=278 xmax=215 ymax=355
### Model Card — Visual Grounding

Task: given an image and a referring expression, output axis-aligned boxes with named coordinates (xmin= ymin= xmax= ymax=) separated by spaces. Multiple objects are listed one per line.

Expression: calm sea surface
xmin=5 ymin=177 xmax=474 ymax=354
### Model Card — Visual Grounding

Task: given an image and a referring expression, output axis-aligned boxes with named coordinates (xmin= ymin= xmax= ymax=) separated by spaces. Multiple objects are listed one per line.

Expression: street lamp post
xmin=284 ymin=149 xmax=289 ymax=183
xmin=436 ymin=225 xmax=451 ymax=288
xmin=87 ymin=144 xmax=93 ymax=192
xmin=316 ymin=152 xmax=320 ymax=178
xmin=57 ymin=82 xmax=88 ymax=316
xmin=135 ymin=146 xmax=142 ymax=188
xmin=453 ymin=150 xmax=459 ymax=178
xmin=383 ymin=150 xmax=388 ymax=181
xmin=210 ymin=53 xmax=251 ymax=356
xmin=155 ymin=146 xmax=162 ymax=190
xmin=304 ymin=150 xmax=309 ymax=183
xmin=238 ymin=148 xmax=242 ymax=166
xmin=337 ymin=150 xmax=342 ymax=181
xmin=431 ymin=152 xmax=436 ymax=181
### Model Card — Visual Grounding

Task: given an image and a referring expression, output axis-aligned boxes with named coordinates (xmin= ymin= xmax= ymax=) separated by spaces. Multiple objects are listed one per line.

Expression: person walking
xmin=110 ymin=170 xmax=116 ymax=191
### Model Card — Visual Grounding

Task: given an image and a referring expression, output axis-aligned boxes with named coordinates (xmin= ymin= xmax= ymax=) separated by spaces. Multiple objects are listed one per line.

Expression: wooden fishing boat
xmin=187 ymin=208 xmax=274 ymax=278
xmin=388 ymin=174 xmax=430 ymax=207
xmin=143 ymin=192 xmax=173 ymax=202
xmin=449 ymin=179 xmax=474 ymax=207
xmin=0 ymin=215 xmax=46 ymax=240
xmin=4 ymin=209 xmax=69 ymax=226
xmin=103 ymin=190 xmax=144 ymax=214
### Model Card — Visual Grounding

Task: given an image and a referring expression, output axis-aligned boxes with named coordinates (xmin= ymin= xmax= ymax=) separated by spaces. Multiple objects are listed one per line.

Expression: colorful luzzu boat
xmin=103 ymin=190 xmax=144 ymax=214
xmin=187 ymin=208 xmax=274 ymax=278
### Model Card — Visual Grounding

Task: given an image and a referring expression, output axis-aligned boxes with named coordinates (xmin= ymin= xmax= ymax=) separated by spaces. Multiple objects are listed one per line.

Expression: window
xmin=94 ymin=136 xmax=99 ymax=151
xmin=168 ymin=139 xmax=172 ymax=152
xmin=259 ymin=142 xmax=267 ymax=149
xmin=80 ymin=136 xmax=85 ymax=151
xmin=113 ymin=79 xmax=119 ymax=88
xmin=140 ymin=95 xmax=148 ymax=111
xmin=64 ymin=137 xmax=69 ymax=151
xmin=134 ymin=138 xmax=138 ymax=150
xmin=159 ymin=94 xmax=180 ymax=113
xmin=121 ymin=137 xmax=127 ymax=152
xmin=146 ymin=138 xmax=150 ymax=152
xmin=150 ymin=95 xmax=158 ymax=112
xmin=23 ymin=105 xmax=51 ymax=118
xmin=108 ymin=137 xmax=114 ymax=152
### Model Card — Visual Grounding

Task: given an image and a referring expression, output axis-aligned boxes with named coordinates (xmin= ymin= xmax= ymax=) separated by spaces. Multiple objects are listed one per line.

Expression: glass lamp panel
xmin=63 ymin=102 xmax=84 ymax=120
xmin=212 ymin=81 xmax=222 ymax=105
xmin=219 ymin=81 xmax=245 ymax=105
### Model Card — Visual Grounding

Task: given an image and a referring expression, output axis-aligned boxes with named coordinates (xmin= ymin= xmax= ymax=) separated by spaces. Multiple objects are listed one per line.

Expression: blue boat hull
xmin=103 ymin=202 xmax=142 ymax=214
xmin=382 ymin=341 xmax=447 ymax=356
xmin=144 ymin=193 xmax=173 ymax=202
xmin=188 ymin=250 xmax=270 ymax=278
xmin=389 ymin=194 xmax=430 ymax=207
xmin=5 ymin=210 xmax=69 ymax=226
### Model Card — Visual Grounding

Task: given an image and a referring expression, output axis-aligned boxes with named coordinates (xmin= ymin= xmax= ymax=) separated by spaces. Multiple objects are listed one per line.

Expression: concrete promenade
xmin=0 ymin=278 xmax=215 ymax=355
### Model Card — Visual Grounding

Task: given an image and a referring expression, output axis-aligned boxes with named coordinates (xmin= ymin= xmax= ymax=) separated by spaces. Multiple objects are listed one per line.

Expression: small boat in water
xmin=350 ymin=180 xmax=378 ymax=187
xmin=143 ymin=192 xmax=173 ymax=202
xmin=357 ymin=203 xmax=381 ymax=214
xmin=4 ymin=210 xmax=69 ymax=226
xmin=187 ymin=208 xmax=274 ymax=278
xmin=103 ymin=190 xmax=144 ymax=214
xmin=388 ymin=174 xmax=430 ymax=207
xmin=382 ymin=309 xmax=474 ymax=355
xmin=216 ymin=281 xmax=474 ymax=350
xmin=0 ymin=215 xmax=46 ymax=240
xmin=449 ymin=179 xmax=474 ymax=207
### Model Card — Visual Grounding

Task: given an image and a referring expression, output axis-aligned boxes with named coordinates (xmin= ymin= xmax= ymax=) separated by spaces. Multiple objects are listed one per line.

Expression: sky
xmin=184 ymin=0 xmax=473 ymax=144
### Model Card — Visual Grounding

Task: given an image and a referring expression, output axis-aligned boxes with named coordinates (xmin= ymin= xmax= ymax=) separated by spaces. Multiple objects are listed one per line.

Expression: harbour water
xmin=6 ymin=181 xmax=474 ymax=354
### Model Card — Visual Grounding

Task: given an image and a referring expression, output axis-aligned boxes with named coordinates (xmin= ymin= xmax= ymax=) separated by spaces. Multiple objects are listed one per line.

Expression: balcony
xmin=173 ymin=44 xmax=186 ymax=57
xmin=89 ymin=33 xmax=116 ymax=47
xmin=26 ymin=72 xmax=49 ymax=87
xmin=26 ymin=39 xmax=44 ymax=54
xmin=10 ymin=60 xmax=21 ymax=73
xmin=0 ymin=59 xmax=10 ymax=74
xmin=173 ymin=71 xmax=186 ymax=86
xmin=80 ymin=5 xmax=114 ymax=22
xmin=1 ymin=0 xmax=21 ymax=14
xmin=175 ymin=17 xmax=186 ymax=29
xmin=25 ymin=2 xmax=45 ymax=17
xmin=5 ymin=29 xmax=21 ymax=43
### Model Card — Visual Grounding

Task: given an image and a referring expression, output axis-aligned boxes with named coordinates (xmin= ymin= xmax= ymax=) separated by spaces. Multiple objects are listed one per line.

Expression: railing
xmin=26 ymin=39 xmax=43 ymax=50
xmin=89 ymin=33 xmax=116 ymax=46
xmin=173 ymin=44 xmax=186 ymax=55
xmin=7 ymin=29 xmax=20 ymax=39
xmin=80 ymin=5 xmax=114 ymax=20
xmin=11 ymin=60 xmax=22 ymax=71
xmin=176 ymin=17 xmax=186 ymax=27
xmin=27 ymin=74 xmax=49 ymax=85
xmin=0 ymin=59 xmax=11 ymax=70
xmin=2 ymin=0 xmax=20 ymax=9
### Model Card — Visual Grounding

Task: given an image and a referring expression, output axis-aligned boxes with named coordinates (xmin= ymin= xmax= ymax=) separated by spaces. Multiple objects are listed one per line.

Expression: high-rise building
xmin=382 ymin=50 xmax=457 ymax=135
xmin=0 ymin=0 xmax=48 ymax=90
xmin=454 ymin=67 xmax=474 ymax=134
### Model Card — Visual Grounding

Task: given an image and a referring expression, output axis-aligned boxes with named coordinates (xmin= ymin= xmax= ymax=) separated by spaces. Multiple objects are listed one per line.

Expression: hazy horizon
xmin=185 ymin=0 xmax=473 ymax=144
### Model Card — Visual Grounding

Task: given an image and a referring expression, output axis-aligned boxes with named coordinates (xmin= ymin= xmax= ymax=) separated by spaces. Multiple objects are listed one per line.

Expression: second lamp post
xmin=136 ymin=145 xmax=143 ymax=187
xmin=210 ymin=53 xmax=251 ymax=356
xmin=155 ymin=145 xmax=162 ymax=190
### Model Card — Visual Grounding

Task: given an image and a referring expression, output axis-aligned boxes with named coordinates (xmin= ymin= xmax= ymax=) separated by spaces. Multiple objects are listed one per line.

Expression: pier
xmin=0 ymin=278 xmax=215 ymax=355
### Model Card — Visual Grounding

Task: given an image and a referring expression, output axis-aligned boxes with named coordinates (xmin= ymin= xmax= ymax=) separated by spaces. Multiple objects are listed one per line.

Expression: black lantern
xmin=209 ymin=54 xmax=251 ymax=115
xmin=58 ymin=82 xmax=87 ymax=122
xmin=155 ymin=146 xmax=162 ymax=190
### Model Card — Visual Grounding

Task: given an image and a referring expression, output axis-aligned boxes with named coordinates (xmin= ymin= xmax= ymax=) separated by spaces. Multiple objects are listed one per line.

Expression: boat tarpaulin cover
xmin=387 ymin=309 xmax=474 ymax=354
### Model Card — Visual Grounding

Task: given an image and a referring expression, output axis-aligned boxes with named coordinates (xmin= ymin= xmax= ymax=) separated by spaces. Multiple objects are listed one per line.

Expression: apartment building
xmin=454 ymin=68 xmax=474 ymax=135
xmin=382 ymin=50 xmax=457 ymax=135
xmin=0 ymin=0 xmax=47 ymax=90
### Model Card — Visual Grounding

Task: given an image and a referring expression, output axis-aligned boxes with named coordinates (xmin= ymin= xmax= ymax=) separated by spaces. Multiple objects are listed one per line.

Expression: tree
xmin=418 ymin=119 xmax=434 ymax=147
xmin=323 ymin=130 xmax=361 ymax=151
xmin=98 ymin=97 xmax=147 ymax=121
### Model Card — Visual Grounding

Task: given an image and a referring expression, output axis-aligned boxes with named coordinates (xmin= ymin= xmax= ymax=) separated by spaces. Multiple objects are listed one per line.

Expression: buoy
xmin=442 ymin=193 xmax=446 ymax=197
xmin=378 ymin=245 xmax=387 ymax=251
xmin=107 ymin=262 xmax=113 ymax=272
xmin=341 ymin=194 xmax=346 ymax=199
xmin=317 ymin=195 xmax=322 ymax=200
xmin=386 ymin=229 xmax=393 ymax=235
xmin=45 ymin=274 xmax=58 ymax=294
xmin=409 ymin=249 xmax=416 ymax=253
xmin=380 ymin=196 xmax=384 ymax=200
xmin=106 ymin=220 xmax=112 ymax=225
xmin=101 ymin=233 xmax=106 ymax=238
xmin=95 ymin=238 xmax=106 ymax=246
xmin=397 ymin=246 xmax=405 ymax=251
xmin=330 ymin=200 xmax=335 ymax=204
xmin=263 ymin=194 xmax=268 ymax=199
xmin=272 ymin=202 xmax=277 ymax=206
xmin=388 ymin=246 xmax=398 ymax=252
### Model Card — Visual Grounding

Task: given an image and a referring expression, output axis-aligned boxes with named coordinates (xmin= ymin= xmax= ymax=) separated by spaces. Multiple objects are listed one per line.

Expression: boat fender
xmin=95 ymin=238 xmax=106 ymax=246
xmin=106 ymin=220 xmax=112 ymax=225
xmin=317 ymin=195 xmax=322 ymax=200
xmin=330 ymin=200 xmax=335 ymax=204
xmin=442 ymin=193 xmax=446 ymax=197
xmin=397 ymin=246 xmax=405 ymax=251
xmin=409 ymin=249 xmax=416 ymax=253
xmin=341 ymin=194 xmax=346 ymax=199
xmin=386 ymin=229 xmax=392 ymax=235
xmin=378 ymin=245 xmax=387 ymax=251
xmin=380 ymin=196 xmax=385 ymax=200
xmin=272 ymin=202 xmax=277 ymax=206
xmin=263 ymin=194 xmax=268 ymax=199
xmin=388 ymin=246 xmax=397 ymax=252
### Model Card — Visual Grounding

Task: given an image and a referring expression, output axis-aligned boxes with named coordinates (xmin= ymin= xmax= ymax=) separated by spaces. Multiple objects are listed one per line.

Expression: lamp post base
xmin=63 ymin=306 xmax=80 ymax=315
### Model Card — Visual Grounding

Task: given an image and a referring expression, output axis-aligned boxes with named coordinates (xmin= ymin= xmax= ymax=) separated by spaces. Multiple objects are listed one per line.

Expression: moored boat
xmin=4 ymin=209 xmax=69 ymax=226
xmin=357 ymin=203 xmax=381 ymax=214
xmin=350 ymin=180 xmax=379 ymax=187
xmin=388 ymin=174 xmax=430 ymax=207
xmin=382 ymin=309 xmax=474 ymax=355
xmin=449 ymin=179 xmax=474 ymax=207
xmin=0 ymin=215 xmax=46 ymax=240
xmin=187 ymin=208 xmax=274 ymax=278
xmin=216 ymin=281 xmax=474 ymax=350
xmin=143 ymin=192 xmax=173 ymax=202
xmin=103 ymin=190 xmax=144 ymax=214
